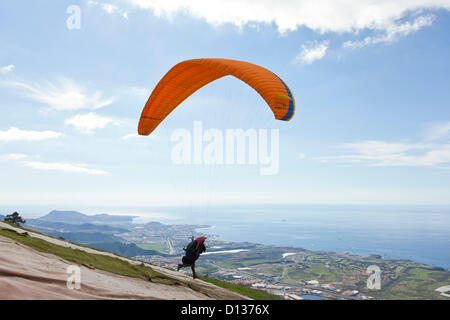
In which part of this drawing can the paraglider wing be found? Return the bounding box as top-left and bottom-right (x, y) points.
(138, 58), (295, 135)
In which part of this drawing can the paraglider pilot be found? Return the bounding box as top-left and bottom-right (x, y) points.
(177, 236), (207, 279)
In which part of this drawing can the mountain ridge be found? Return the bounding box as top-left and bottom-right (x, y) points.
(38, 210), (137, 225)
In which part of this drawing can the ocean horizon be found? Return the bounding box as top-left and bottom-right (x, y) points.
(7, 204), (450, 270)
(131, 204), (450, 270)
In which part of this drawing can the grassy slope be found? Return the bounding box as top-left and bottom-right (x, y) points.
(199, 277), (283, 300)
(0, 228), (177, 285)
(0, 225), (282, 300)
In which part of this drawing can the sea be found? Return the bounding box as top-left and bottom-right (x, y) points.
(8, 204), (450, 270)
(129, 204), (450, 270)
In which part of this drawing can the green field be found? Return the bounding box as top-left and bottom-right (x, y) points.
(136, 243), (167, 252)
(286, 264), (342, 282)
(359, 266), (450, 299)
(200, 277), (283, 300)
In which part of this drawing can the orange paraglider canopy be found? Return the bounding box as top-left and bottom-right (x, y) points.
(138, 58), (295, 135)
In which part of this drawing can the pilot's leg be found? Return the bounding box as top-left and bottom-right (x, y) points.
(191, 262), (197, 279)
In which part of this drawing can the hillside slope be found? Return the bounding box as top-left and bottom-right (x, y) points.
(0, 222), (249, 300)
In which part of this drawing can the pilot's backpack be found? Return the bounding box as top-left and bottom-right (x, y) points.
(184, 239), (197, 253)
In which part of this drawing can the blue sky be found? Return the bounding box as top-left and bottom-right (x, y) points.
(1, 0), (450, 212)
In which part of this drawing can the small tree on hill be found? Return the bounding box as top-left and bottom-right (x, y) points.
(4, 212), (26, 225)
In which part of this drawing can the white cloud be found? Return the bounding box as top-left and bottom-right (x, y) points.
(1, 77), (114, 111)
(340, 140), (423, 155)
(65, 112), (119, 134)
(424, 122), (450, 141)
(0, 153), (28, 160)
(0, 65), (15, 73)
(23, 161), (108, 175)
(126, 0), (450, 34)
(294, 40), (329, 65)
(317, 140), (450, 168)
(88, 1), (129, 19)
(343, 15), (435, 49)
(103, 3), (117, 14)
(0, 127), (62, 142)
(1, 152), (108, 175)
(121, 133), (139, 140)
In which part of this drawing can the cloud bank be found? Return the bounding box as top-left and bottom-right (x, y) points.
(124, 0), (449, 63)
(0, 65), (15, 73)
(342, 15), (435, 49)
(318, 123), (450, 168)
(0, 127), (62, 142)
(65, 112), (119, 134)
(1, 78), (114, 111)
(23, 161), (109, 175)
(294, 40), (329, 64)
(127, 0), (450, 34)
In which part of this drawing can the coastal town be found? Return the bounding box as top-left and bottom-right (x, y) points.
(128, 235), (449, 300)
(136, 251), (370, 300)
(23, 211), (450, 300)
